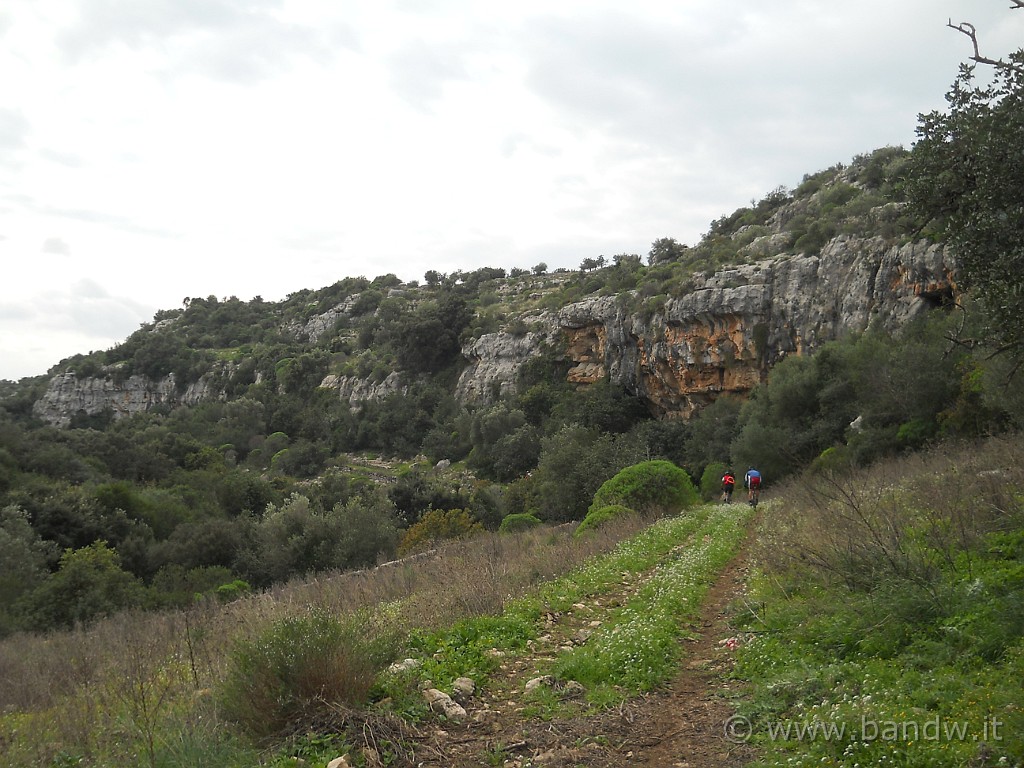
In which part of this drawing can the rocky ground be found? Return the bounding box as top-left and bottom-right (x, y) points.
(385, 524), (758, 768)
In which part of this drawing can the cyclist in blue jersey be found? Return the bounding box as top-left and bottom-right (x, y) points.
(744, 468), (762, 507)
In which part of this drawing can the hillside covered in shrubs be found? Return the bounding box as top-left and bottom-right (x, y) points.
(1, 139), (1023, 637)
(1, 26), (1024, 765)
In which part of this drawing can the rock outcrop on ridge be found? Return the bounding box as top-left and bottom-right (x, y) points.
(456, 237), (953, 417)
(32, 371), (224, 429)
(30, 235), (955, 426)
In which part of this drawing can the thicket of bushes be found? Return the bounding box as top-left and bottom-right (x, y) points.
(589, 460), (698, 516)
(1, 142), (1022, 635)
(0, 515), (652, 767)
(2, 304), (1020, 636)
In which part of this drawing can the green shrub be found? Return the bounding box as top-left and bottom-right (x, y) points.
(575, 504), (636, 537)
(214, 579), (251, 603)
(219, 607), (398, 738)
(699, 461), (728, 501)
(498, 512), (543, 533)
(397, 508), (482, 556)
(810, 445), (854, 474)
(588, 460), (699, 516)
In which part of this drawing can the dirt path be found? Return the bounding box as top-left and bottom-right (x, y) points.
(613, 546), (755, 767)
(403, 515), (757, 768)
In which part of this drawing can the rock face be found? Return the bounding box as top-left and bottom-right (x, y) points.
(455, 237), (955, 417)
(295, 293), (363, 343)
(320, 371), (406, 407)
(31, 235), (956, 426)
(32, 371), (222, 428)
(455, 331), (553, 403)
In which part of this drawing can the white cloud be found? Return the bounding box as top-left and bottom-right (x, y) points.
(0, 0), (1021, 380)
(0, 278), (157, 380)
(0, 108), (30, 166)
(41, 236), (70, 255)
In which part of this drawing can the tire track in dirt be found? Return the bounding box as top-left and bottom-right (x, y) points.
(407, 507), (757, 768)
(608, 533), (756, 767)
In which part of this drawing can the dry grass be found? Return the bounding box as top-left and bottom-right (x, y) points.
(755, 434), (1024, 600)
(0, 514), (648, 764)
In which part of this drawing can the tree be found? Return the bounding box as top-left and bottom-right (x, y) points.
(648, 237), (688, 265)
(905, 19), (1024, 367)
(0, 505), (57, 635)
(489, 425), (542, 482)
(682, 395), (741, 473)
(19, 541), (146, 631)
(241, 494), (334, 584)
(588, 460), (698, 516)
(531, 426), (643, 522)
(391, 292), (472, 374)
(532, 262), (548, 276)
(397, 508), (482, 555)
(216, 469), (278, 517)
(467, 404), (528, 477)
(333, 490), (399, 568)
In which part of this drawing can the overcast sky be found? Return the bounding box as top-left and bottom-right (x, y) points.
(1, 1), (1021, 381)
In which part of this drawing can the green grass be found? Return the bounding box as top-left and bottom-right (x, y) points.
(732, 475), (1024, 767)
(530, 505), (714, 613)
(544, 505), (750, 708)
(382, 504), (753, 721)
(377, 510), (721, 712)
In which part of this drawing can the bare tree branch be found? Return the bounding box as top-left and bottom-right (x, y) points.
(948, 17), (1024, 74)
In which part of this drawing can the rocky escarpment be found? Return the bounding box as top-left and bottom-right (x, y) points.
(456, 236), (955, 417)
(32, 371), (224, 428)
(455, 331), (553, 403)
(320, 371), (406, 407)
(31, 236), (955, 426)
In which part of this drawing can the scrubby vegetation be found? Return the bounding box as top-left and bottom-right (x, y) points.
(2, 24), (1024, 761)
(732, 436), (1024, 767)
(575, 503), (636, 537)
(1, 433), (1020, 766)
(0, 482), (692, 767)
(0, 143), (1020, 639)
(588, 459), (699, 516)
(497, 512), (543, 533)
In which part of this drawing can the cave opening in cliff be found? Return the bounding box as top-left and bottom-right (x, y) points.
(919, 286), (956, 310)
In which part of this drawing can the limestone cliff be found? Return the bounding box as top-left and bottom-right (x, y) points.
(32, 371), (223, 428)
(455, 236), (955, 417)
(320, 371), (406, 407)
(29, 219), (955, 427)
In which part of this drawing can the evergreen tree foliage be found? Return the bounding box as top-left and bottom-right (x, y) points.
(588, 460), (699, 516)
(905, 51), (1024, 363)
(18, 541), (146, 630)
(1, 133), (1023, 634)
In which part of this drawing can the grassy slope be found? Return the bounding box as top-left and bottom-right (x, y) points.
(0, 503), (753, 768)
(2, 435), (1022, 767)
(732, 435), (1024, 767)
